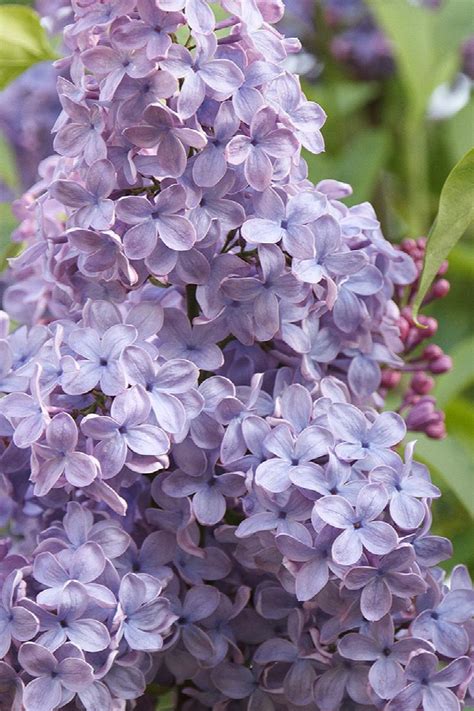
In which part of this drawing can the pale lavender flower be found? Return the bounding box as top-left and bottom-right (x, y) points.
(189, 376), (233, 449)
(275, 526), (338, 600)
(32, 543), (112, 607)
(18, 642), (94, 711)
(226, 106), (299, 191)
(236, 488), (312, 539)
(113, 2), (183, 60)
(40, 501), (130, 559)
(232, 59), (282, 124)
(0, 660), (24, 710)
(168, 585), (220, 660)
(124, 103), (207, 178)
(314, 483), (398, 565)
(221, 244), (306, 342)
(123, 346), (200, 434)
(292, 214), (366, 281)
(255, 422), (332, 493)
(328, 403), (406, 468)
(0, 571), (38, 658)
(192, 101), (240, 187)
(186, 175), (246, 238)
(81, 41), (154, 102)
(332, 266), (384, 333)
(370, 442), (441, 530)
(163, 461), (246, 526)
(386, 652), (471, 711)
(313, 653), (370, 710)
(158, 308), (224, 369)
(117, 573), (177, 652)
(0, 365), (49, 448)
(161, 36), (244, 119)
(62, 324), (136, 396)
(253, 611), (319, 706)
(24, 580), (110, 652)
(210, 661), (268, 705)
(0, 341), (28, 393)
(49, 160), (116, 230)
(338, 615), (432, 700)
(241, 188), (324, 257)
(266, 72), (326, 153)
(114, 530), (176, 583)
(215, 374), (273, 464)
(116, 185), (196, 260)
(343, 545), (426, 621)
(81, 385), (169, 478)
(115, 70), (178, 124)
(32, 413), (99, 496)
(53, 103), (107, 165)
(411, 588), (474, 658)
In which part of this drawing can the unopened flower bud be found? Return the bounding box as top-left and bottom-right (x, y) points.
(411, 372), (434, 395)
(430, 355), (453, 374)
(381, 370), (402, 389)
(423, 344), (443, 361)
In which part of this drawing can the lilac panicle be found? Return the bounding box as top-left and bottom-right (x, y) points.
(0, 0), (471, 709)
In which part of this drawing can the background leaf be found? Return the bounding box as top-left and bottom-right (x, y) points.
(434, 336), (474, 408)
(412, 147), (474, 317)
(305, 128), (390, 206)
(0, 4), (57, 89)
(0, 203), (19, 271)
(0, 135), (19, 191)
(414, 434), (474, 518)
(367, 0), (473, 120)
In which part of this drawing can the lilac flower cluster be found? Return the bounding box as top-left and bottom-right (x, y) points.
(0, 1), (472, 709)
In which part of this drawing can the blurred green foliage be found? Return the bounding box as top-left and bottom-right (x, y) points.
(0, 4), (57, 88)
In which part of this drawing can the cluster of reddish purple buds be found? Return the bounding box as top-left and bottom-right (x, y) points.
(382, 238), (452, 439)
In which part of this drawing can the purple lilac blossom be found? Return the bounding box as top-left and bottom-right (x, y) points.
(0, 0), (471, 709)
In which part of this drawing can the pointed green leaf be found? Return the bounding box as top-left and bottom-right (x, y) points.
(414, 434), (474, 518)
(412, 148), (474, 318)
(435, 337), (474, 408)
(0, 5), (58, 89)
(367, 0), (473, 119)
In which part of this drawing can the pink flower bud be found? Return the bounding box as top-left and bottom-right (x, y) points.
(411, 372), (434, 395)
(423, 344), (443, 361)
(381, 370), (401, 389)
(432, 278), (450, 299)
(430, 355), (453, 374)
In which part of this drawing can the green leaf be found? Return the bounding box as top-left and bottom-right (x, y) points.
(412, 148), (474, 318)
(367, 0), (436, 119)
(304, 128), (390, 205)
(446, 99), (474, 164)
(414, 435), (474, 518)
(0, 5), (58, 89)
(367, 0), (473, 120)
(0, 202), (19, 272)
(155, 691), (176, 710)
(446, 242), (474, 280)
(0, 135), (19, 191)
(434, 337), (474, 408)
(305, 81), (379, 119)
(445, 399), (474, 457)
